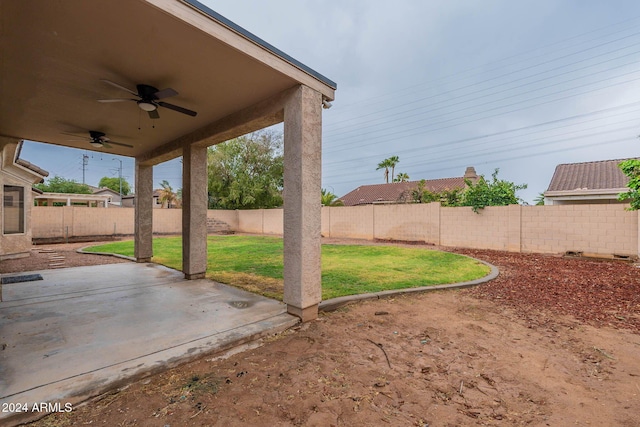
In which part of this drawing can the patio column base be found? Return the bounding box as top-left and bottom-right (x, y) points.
(287, 304), (318, 322)
(184, 272), (205, 280)
(136, 257), (151, 263)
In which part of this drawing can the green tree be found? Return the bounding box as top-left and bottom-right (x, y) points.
(617, 159), (640, 210)
(534, 192), (545, 206)
(376, 158), (392, 183)
(98, 176), (131, 196)
(394, 172), (410, 182)
(388, 155), (399, 182)
(321, 188), (344, 206)
(411, 180), (463, 206)
(34, 176), (92, 194)
(376, 156), (400, 183)
(207, 130), (284, 209)
(157, 180), (177, 208)
(461, 169), (527, 213)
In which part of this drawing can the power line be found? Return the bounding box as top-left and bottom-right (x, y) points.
(323, 72), (640, 152)
(322, 104), (640, 169)
(325, 43), (640, 139)
(329, 25), (639, 120)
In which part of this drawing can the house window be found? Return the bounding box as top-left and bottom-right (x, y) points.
(3, 185), (25, 234)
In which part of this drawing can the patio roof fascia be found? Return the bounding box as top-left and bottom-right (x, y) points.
(180, 0), (337, 91)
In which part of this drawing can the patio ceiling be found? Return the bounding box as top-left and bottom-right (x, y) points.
(0, 0), (335, 163)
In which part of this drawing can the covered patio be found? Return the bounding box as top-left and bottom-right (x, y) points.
(0, 262), (298, 425)
(0, 0), (336, 319)
(1, 0), (335, 424)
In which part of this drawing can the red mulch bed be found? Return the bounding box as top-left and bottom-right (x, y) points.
(453, 249), (640, 333)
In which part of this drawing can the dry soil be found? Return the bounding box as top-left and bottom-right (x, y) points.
(2, 240), (638, 427)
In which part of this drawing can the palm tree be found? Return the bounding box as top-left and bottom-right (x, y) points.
(321, 188), (344, 206)
(376, 158), (392, 183)
(158, 180), (177, 208)
(394, 172), (410, 182)
(388, 155), (400, 182)
(534, 192), (545, 206)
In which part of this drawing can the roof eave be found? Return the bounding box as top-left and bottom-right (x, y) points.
(544, 189), (627, 199)
(179, 0), (337, 92)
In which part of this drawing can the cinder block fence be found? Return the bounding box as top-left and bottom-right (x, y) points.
(31, 203), (639, 257)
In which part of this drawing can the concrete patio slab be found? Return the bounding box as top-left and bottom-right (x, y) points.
(0, 263), (298, 425)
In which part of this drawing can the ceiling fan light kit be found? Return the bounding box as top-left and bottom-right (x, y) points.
(137, 101), (157, 112)
(98, 79), (197, 118)
(61, 130), (134, 150)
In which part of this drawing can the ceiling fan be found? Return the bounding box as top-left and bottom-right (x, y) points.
(62, 130), (133, 149)
(98, 79), (198, 119)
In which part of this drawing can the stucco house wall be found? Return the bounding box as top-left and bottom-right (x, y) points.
(0, 141), (47, 260)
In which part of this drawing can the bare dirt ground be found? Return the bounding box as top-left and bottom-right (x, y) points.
(0, 241), (129, 274)
(4, 240), (640, 426)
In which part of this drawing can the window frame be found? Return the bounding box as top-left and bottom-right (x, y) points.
(3, 185), (25, 235)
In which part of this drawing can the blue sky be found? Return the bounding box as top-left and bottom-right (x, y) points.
(21, 0), (640, 203)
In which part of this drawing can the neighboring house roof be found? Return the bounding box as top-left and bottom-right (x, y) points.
(340, 167), (478, 206)
(544, 158), (638, 204)
(93, 187), (122, 197)
(546, 158), (636, 192)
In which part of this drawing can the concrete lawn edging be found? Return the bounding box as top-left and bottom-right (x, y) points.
(77, 246), (137, 261)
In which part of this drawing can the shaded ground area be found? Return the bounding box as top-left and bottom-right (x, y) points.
(5, 240), (640, 426)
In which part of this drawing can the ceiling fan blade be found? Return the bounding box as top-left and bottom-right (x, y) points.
(158, 101), (197, 117)
(98, 98), (136, 103)
(154, 88), (179, 100)
(148, 109), (160, 119)
(101, 79), (139, 97)
(108, 141), (134, 148)
(61, 131), (86, 138)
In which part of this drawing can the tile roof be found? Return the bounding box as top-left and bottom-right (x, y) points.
(546, 158), (638, 192)
(340, 177), (466, 206)
(14, 141), (48, 179)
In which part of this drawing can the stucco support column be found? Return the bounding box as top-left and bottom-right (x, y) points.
(134, 161), (153, 262)
(182, 144), (208, 279)
(283, 85), (322, 322)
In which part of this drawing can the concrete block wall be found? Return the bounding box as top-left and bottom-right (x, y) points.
(153, 209), (182, 234)
(440, 206), (510, 250)
(31, 204), (640, 257)
(325, 205), (374, 239)
(206, 210), (239, 231)
(521, 204), (638, 255)
(32, 207), (179, 238)
(237, 209), (264, 234)
(74, 207), (135, 236)
(373, 203), (438, 242)
(263, 208), (283, 235)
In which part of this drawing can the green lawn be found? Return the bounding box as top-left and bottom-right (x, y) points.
(85, 235), (490, 300)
